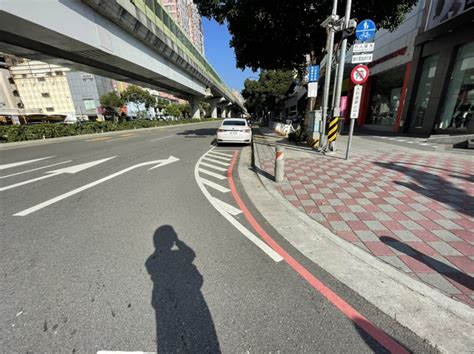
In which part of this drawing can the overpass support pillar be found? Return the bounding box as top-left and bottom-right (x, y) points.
(220, 106), (227, 118)
(209, 98), (219, 119)
(191, 97), (201, 120)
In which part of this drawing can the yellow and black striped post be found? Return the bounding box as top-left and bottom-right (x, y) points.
(327, 117), (339, 143)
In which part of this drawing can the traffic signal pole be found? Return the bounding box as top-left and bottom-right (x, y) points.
(332, 0), (353, 152)
(320, 0), (338, 148)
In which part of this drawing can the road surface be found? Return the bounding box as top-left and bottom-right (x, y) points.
(0, 122), (435, 352)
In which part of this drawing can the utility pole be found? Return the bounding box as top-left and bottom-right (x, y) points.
(320, 0), (338, 148)
(331, 0), (354, 152)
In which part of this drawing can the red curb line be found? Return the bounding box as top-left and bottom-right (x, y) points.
(227, 150), (409, 354)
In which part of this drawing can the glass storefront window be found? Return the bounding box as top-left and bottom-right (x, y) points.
(438, 42), (474, 130)
(411, 54), (439, 128)
(367, 66), (405, 127)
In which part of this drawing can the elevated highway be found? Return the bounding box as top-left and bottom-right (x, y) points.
(0, 0), (245, 117)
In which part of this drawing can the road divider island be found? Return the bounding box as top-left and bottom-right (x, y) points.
(0, 119), (221, 143)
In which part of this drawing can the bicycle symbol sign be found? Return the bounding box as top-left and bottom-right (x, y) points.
(351, 64), (370, 85)
(356, 19), (376, 42)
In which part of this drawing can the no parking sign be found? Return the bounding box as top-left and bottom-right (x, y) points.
(351, 64), (370, 85)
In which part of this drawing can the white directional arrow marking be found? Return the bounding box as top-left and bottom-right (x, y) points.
(0, 156), (55, 170)
(14, 156), (180, 216)
(0, 157), (116, 192)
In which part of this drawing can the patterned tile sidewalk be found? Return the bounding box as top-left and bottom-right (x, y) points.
(254, 130), (474, 307)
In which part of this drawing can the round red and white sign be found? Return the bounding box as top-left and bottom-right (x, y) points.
(351, 64), (370, 85)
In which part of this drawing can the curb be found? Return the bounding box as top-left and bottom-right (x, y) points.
(238, 132), (474, 353)
(0, 120), (220, 150)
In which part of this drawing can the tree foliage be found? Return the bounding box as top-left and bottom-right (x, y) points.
(242, 70), (294, 117)
(100, 91), (123, 109)
(120, 85), (155, 109)
(164, 103), (182, 117)
(155, 98), (170, 111)
(194, 0), (418, 71)
(179, 103), (192, 118)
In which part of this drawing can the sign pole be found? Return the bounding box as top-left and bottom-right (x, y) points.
(346, 84), (363, 160)
(345, 117), (355, 160)
(333, 0), (352, 120)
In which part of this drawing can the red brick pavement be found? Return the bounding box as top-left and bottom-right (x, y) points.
(259, 145), (474, 307)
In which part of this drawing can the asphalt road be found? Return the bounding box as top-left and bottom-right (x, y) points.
(0, 122), (435, 353)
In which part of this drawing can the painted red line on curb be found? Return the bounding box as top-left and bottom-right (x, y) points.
(227, 150), (408, 354)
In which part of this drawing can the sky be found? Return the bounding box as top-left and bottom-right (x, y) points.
(202, 18), (257, 91)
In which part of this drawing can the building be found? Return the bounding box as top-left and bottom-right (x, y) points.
(400, 0), (474, 135)
(186, 0), (205, 55)
(161, 0), (204, 54)
(343, 0), (474, 136)
(66, 71), (114, 117)
(343, 1), (425, 133)
(0, 54), (22, 114)
(9, 59), (75, 116)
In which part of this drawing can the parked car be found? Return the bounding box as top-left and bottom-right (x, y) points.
(216, 118), (252, 145)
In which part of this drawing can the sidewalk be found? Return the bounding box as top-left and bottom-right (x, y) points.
(253, 127), (474, 307)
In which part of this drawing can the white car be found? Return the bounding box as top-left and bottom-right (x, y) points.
(216, 118), (252, 145)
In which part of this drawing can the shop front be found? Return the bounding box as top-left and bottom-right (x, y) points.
(345, 47), (413, 133)
(401, 2), (474, 135)
(365, 65), (406, 130)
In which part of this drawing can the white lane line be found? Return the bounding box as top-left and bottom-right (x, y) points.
(200, 161), (227, 172)
(199, 168), (226, 180)
(213, 197), (242, 216)
(195, 149), (282, 262)
(0, 160), (72, 179)
(0, 156), (55, 170)
(208, 150), (234, 158)
(13, 156), (179, 216)
(206, 152), (232, 161)
(150, 135), (174, 142)
(1, 157), (116, 192)
(201, 178), (230, 193)
(202, 157), (230, 167)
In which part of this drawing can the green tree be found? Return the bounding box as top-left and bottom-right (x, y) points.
(153, 98), (170, 118)
(120, 85), (155, 118)
(100, 91), (122, 108)
(200, 101), (211, 117)
(242, 70), (294, 119)
(100, 91), (123, 122)
(178, 103), (192, 118)
(194, 0), (417, 71)
(155, 98), (170, 111)
(164, 103), (182, 118)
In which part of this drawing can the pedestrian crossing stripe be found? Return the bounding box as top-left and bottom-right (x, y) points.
(328, 117), (339, 142)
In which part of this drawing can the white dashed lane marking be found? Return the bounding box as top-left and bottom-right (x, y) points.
(200, 161), (228, 172)
(207, 152), (232, 161)
(201, 177), (230, 193)
(202, 157), (230, 167)
(208, 150), (233, 157)
(194, 147), (283, 262)
(198, 168), (227, 180)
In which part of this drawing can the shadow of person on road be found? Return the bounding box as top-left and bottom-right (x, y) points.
(145, 225), (220, 352)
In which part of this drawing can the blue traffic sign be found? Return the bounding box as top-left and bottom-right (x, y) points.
(308, 65), (320, 82)
(356, 19), (376, 42)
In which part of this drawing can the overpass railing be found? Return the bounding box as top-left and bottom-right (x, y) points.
(132, 0), (234, 102)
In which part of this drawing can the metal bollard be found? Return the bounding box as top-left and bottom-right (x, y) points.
(274, 145), (285, 183)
